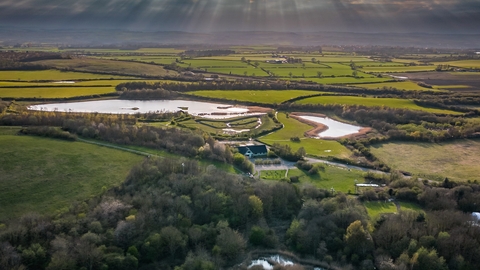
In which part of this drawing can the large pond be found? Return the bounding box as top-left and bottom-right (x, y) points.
(28, 99), (250, 119)
(298, 115), (361, 138)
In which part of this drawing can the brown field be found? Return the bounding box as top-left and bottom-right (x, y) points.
(394, 72), (480, 91)
(370, 139), (480, 181)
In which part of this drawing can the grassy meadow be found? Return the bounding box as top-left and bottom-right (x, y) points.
(0, 79), (184, 88)
(187, 90), (323, 104)
(34, 58), (177, 77)
(364, 201), (397, 219)
(259, 113), (352, 158)
(295, 95), (461, 114)
(260, 170), (287, 180)
(179, 114), (276, 136)
(360, 66), (436, 73)
(370, 139), (480, 182)
(433, 60), (480, 69)
(287, 166), (365, 193)
(0, 86), (116, 98)
(0, 70), (132, 81)
(0, 135), (143, 220)
(290, 76), (390, 84)
(353, 81), (435, 91)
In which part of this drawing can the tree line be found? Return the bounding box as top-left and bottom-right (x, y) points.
(0, 110), (233, 164)
(1, 157), (479, 269)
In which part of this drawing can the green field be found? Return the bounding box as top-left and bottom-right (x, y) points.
(265, 63), (358, 78)
(208, 67), (269, 76)
(0, 86), (116, 98)
(180, 59), (247, 68)
(355, 61), (407, 67)
(353, 81), (435, 91)
(0, 135), (143, 220)
(93, 55), (178, 64)
(34, 58), (177, 77)
(370, 139), (480, 181)
(290, 76), (390, 84)
(364, 201), (397, 218)
(0, 70), (132, 81)
(0, 79), (186, 87)
(287, 166), (365, 193)
(203, 54), (275, 61)
(76, 138), (237, 174)
(187, 90), (323, 104)
(398, 202), (423, 212)
(259, 113), (352, 158)
(180, 114), (277, 136)
(296, 96), (461, 114)
(3, 47), (185, 54)
(293, 55), (372, 62)
(360, 66), (436, 73)
(260, 170), (287, 180)
(434, 60), (480, 69)
(63, 47), (184, 54)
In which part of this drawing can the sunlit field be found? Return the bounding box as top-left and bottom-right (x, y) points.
(296, 96), (461, 114)
(187, 90), (324, 104)
(0, 86), (116, 98)
(0, 70), (132, 81)
(259, 113), (352, 158)
(0, 134), (143, 220)
(370, 139), (480, 182)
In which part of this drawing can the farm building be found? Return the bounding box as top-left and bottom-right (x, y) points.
(237, 145), (268, 158)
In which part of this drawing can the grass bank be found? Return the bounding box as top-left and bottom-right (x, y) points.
(0, 135), (143, 220)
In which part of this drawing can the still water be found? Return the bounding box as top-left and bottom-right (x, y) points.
(29, 99), (249, 118)
(298, 115), (361, 138)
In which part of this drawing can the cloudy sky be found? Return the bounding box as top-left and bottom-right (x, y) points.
(1, 0), (479, 33)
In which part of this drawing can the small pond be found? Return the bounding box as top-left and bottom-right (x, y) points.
(298, 115), (361, 138)
(247, 254), (324, 270)
(28, 99), (250, 118)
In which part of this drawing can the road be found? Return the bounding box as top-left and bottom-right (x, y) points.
(78, 137), (388, 178)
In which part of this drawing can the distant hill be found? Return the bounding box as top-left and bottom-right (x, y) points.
(0, 28), (479, 49)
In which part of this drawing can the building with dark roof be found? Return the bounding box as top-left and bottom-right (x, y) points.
(237, 145), (268, 158)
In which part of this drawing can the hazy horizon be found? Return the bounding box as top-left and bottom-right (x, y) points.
(1, 0), (480, 34)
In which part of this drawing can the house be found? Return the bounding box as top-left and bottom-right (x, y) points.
(237, 145), (268, 158)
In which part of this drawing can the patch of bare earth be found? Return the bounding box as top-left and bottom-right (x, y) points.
(394, 72), (480, 91)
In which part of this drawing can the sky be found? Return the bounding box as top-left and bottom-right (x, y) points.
(0, 0), (479, 34)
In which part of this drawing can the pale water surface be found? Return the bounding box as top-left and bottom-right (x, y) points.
(29, 99), (250, 118)
(298, 115), (361, 138)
